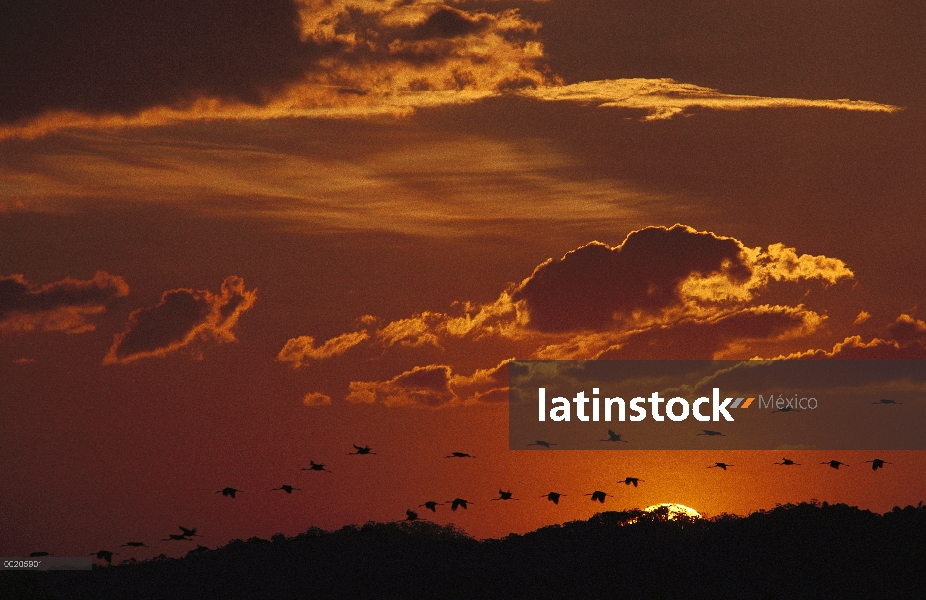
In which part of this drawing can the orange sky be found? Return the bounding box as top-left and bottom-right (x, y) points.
(1, 0), (925, 559)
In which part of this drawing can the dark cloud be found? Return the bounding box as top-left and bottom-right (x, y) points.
(0, 0), (314, 123)
(0, 271), (128, 333)
(512, 225), (750, 332)
(347, 364), (456, 407)
(104, 276), (255, 364)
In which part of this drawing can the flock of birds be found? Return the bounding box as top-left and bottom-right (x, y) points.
(30, 406), (903, 564)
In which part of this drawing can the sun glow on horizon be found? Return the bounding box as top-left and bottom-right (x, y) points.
(642, 503), (702, 520)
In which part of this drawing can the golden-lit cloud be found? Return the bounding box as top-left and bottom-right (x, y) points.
(104, 276), (256, 365)
(0, 271), (129, 334)
(278, 331), (370, 366)
(782, 314), (926, 360)
(287, 225), (857, 406)
(522, 79), (902, 120)
(302, 391), (333, 406)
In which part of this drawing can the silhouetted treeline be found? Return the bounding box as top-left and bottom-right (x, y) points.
(5, 502), (926, 600)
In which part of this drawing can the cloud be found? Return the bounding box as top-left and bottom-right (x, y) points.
(0, 271), (129, 334)
(785, 314), (926, 360)
(521, 79), (902, 121)
(853, 311), (872, 325)
(511, 224), (852, 333)
(303, 392), (333, 407)
(278, 331), (370, 367)
(104, 276), (256, 365)
(12, 357), (37, 365)
(284, 225), (857, 406)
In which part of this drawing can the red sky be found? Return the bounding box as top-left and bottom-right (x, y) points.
(1, 0), (925, 559)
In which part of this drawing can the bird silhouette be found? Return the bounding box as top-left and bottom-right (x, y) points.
(866, 458), (891, 471)
(774, 458), (800, 466)
(771, 407), (796, 413)
(697, 430), (725, 437)
(822, 460), (848, 469)
(29, 552), (49, 557)
(621, 477), (644, 487)
(177, 526), (199, 538)
(492, 490), (518, 501)
(448, 498), (471, 511)
(708, 462), (733, 470)
(272, 485), (301, 494)
(216, 487), (242, 498)
(873, 399), (902, 404)
(528, 440), (557, 448)
(302, 461), (332, 473)
(585, 491), (609, 503)
(349, 444), (376, 455)
(162, 534), (193, 542)
(600, 429), (629, 443)
(120, 542), (148, 548)
(418, 501), (445, 512)
(405, 509), (419, 521)
(446, 452), (475, 458)
(90, 550), (117, 564)
(542, 492), (566, 504)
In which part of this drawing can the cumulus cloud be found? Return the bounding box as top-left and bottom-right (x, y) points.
(284, 225), (857, 406)
(791, 314), (926, 360)
(0, 271), (129, 334)
(278, 331), (369, 367)
(303, 391), (333, 407)
(522, 79), (902, 120)
(104, 276), (256, 365)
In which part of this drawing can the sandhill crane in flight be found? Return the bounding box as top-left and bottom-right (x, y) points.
(446, 452), (475, 458)
(405, 509), (419, 521)
(708, 462), (733, 470)
(178, 526), (199, 538)
(349, 444), (376, 455)
(162, 534), (193, 542)
(272, 485), (301, 494)
(419, 501), (445, 512)
(601, 429), (629, 443)
(448, 498), (472, 511)
(528, 440), (557, 448)
(542, 492), (566, 504)
(217, 487), (242, 498)
(621, 477), (644, 487)
(774, 458), (800, 466)
(697, 430), (725, 437)
(873, 399), (902, 404)
(90, 550), (117, 564)
(866, 458), (891, 471)
(822, 460), (848, 469)
(121, 542), (148, 548)
(302, 461), (332, 473)
(585, 491), (609, 503)
(492, 490), (518, 501)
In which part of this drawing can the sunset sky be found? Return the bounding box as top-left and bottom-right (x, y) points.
(2, 0), (925, 559)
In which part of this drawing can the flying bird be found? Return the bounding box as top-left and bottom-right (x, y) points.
(178, 526), (199, 538)
(90, 550), (117, 564)
(349, 444), (376, 455)
(216, 487), (242, 498)
(585, 491), (609, 503)
(492, 490), (518, 501)
(162, 534), (193, 542)
(120, 542), (148, 548)
(302, 461), (332, 473)
(708, 462), (733, 470)
(774, 458), (800, 466)
(697, 430), (725, 437)
(29, 552), (49, 557)
(419, 501), (445, 512)
(600, 429), (629, 443)
(272, 485), (301, 494)
(866, 458), (891, 471)
(873, 399), (902, 404)
(771, 407), (796, 413)
(528, 440), (557, 448)
(542, 492), (565, 504)
(822, 460), (848, 469)
(620, 477), (644, 487)
(405, 509), (419, 521)
(446, 452), (475, 458)
(448, 498), (471, 511)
